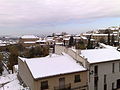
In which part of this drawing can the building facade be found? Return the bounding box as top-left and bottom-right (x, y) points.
(18, 53), (88, 90)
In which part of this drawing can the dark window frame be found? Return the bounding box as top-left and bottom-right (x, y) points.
(112, 82), (114, 90)
(74, 75), (81, 83)
(41, 81), (48, 90)
(104, 75), (106, 84)
(94, 65), (98, 75)
(112, 63), (115, 73)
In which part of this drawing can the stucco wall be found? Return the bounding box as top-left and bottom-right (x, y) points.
(18, 58), (35, 90)
(35, 71), (88, 90)
(89, 60), (120, 90)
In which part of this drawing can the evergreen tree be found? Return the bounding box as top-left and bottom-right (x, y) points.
(105, 29), (111, 45)
(69, 36), (74, 47)
(0, 54), (3, 75)
(99, 38), (106, 43)
(108, 31), (110, 45)
(111, 34), (115, 46)
(29, 47), (35, 58)
(8, 45), (19, 73)
(75, 41), (86, 49)
(87, 35), (93, 49)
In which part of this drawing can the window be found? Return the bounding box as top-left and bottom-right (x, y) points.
(104, 84), (107, 90)
(94, 65), (98, 75)
(112, 82), (114, 90)
(104, 75), (106, 84)
(117, 79), (120, 88)
(75, 75), (81, 83)
(94, 77), (98, 90)
(41, 81), (48, 90)
(112, 63), (115, 73)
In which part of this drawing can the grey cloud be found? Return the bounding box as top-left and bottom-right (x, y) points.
(0, 0), (120, 27)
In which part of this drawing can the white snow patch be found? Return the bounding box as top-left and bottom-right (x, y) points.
(0, 74), (28, 90)
(21, 35), (39, 39)
(20, 53), (86, 79)
(81, 49), (120, 64)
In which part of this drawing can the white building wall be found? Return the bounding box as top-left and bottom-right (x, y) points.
(55, 45), (88, 68)
(89, 60), (120, 90)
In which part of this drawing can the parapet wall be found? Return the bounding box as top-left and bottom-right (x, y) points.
(55, 45), (89, 68)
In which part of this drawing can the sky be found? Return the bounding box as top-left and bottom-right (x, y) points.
(0, 0), (120, 36)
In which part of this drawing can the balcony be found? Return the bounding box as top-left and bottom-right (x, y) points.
(54, 83), (71, 90)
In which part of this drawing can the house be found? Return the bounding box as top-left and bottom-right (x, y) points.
(63, 37), (70, 46)
(80, 49), (120, 90)
(19, 35), (39, 47)
(55, 45), (120, 90)
(82, 33), (117, 43)
(18, 53), (88, 90)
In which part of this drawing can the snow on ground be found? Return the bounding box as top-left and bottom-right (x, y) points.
(0, 73), (28, 90)
(2, 67), (9, 76)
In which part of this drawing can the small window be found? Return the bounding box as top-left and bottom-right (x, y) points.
(94, 65), (98, 75)
(104, 84), (107, 90)
(75, 75), (81, 83)
(104, 75), (106, 84)
(41, 81), (48, 90)
(112, 63), (115, 73)
(112, 82), (114, 90)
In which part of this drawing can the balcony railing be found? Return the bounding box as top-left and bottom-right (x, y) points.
(54, 83), (71, 90)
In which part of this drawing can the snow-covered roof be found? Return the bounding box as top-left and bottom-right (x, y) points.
(24, 41), (36, 44)
(81, 36), (87, 40)
(19, 53), (86, 79)
(81, 49), (120, 64)
(55, 42), (63, 45)
(63, 37), (70, 40)
(46, 37), (54, 41)
(99, 43), (117, 49)
(21, 35), (39, 39)
(36, 39), (47, 43)
(83, 33), (117, 36)
(73, 37), (81, 39)
(0, 43), (6, 46)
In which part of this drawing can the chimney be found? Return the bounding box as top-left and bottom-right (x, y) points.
(49, 48), (53, 57)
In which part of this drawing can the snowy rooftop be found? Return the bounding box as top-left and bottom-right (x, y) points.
(19, 53), (86, 79)
(99, 43), (117, 49)
(81, 49), (120, 64)
(81, 36), (87, 40)
(24, 41), (36, 44)
(63, 37), (70, 40)
(83, 33), (117, 36)
(55, 42), (63, 45)
(73, 37), (81, 39)
(21, 35), (39, 39)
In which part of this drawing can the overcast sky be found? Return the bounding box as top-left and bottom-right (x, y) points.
(0, 0), (120, 36)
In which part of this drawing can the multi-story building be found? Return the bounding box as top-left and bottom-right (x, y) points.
(80, 49), (120, 90)
(55, 45), (120, 90)
(19, 35), (39, 47)
(18, 53), (88, 90)
(82, 33), (118, 43)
